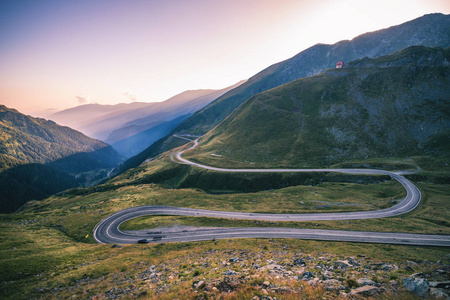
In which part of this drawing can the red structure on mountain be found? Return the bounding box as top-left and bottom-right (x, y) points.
(336, 61), (345, 68)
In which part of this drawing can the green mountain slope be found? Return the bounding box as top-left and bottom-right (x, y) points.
(0, 105), (121, 172)
(0, 105), (122, 172)
(185, 46), (450, 168)
(112, 14), (450, 178)
(174, 13), (450, 136)
(0, 105), (123, 212)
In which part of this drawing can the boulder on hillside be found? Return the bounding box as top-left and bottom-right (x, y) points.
(403, 277), (430, 298)
(430, 288), (450, 300)
(351, 285), (380, 296)
(357, 277), (377, 287)
(334, 260), (352, 269)
(293, 258), (307, 266)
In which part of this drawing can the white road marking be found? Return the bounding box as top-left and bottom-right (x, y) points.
(94, 138), (449, 246)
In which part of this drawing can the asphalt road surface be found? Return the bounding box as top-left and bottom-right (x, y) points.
(94, 138), (450, 246)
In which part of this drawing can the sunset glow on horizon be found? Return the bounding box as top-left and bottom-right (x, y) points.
(1, 0), (449, 116)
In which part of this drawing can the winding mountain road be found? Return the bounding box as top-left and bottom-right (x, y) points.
(94, 138), (450, 246)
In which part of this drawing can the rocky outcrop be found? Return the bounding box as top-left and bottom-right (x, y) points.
(351, 285), (380, 296)
(403, 277), (430, 297)
(32, 248), (449, 299)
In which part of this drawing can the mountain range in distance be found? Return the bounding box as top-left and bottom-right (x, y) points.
(50, 80), (245, 157)
(0, 80), (245, 213)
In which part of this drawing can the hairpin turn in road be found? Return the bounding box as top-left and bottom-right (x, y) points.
(94, 138), (450, 246)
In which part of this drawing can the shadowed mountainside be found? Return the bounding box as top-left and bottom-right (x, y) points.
(105, 82), (244, 157)
(110, 115), (190, 158)
(0, 105), (123, 213)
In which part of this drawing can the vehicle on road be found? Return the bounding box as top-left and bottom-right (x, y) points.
(92, 139), (450, 247)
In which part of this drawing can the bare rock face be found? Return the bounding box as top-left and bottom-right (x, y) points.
(403, 277), (430, 298)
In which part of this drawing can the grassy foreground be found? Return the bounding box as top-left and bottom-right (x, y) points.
(1, 222), (449, 299)
(1, 150), (449, 299)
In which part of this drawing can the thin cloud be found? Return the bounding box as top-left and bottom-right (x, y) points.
(76, 95), (90, 105)
(124, 91), (138, 102)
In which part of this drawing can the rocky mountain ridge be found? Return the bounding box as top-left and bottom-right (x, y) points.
(173, 13), (450, 136)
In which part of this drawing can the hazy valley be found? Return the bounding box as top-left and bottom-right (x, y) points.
(50, 81), (244, 158)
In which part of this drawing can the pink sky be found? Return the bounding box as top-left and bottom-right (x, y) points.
(1, 0), (449, 116)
